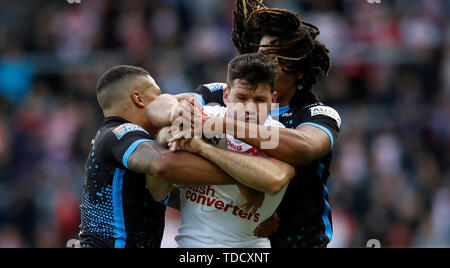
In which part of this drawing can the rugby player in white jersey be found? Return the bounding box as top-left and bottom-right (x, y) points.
(150, 53), (297, 248)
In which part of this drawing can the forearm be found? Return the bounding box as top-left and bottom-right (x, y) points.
(152, 150), (237, 186)
(198, 142), (295, 195)
(145, 174), (173, 202)
(167, 188), (181, 211)
(222, 118), (321, 166)
(128, 142), (237, 186)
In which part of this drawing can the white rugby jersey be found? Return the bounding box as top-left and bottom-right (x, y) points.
(176, 105), (288, 248)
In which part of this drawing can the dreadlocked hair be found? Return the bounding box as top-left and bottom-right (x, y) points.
(232, 0), (331, 92)
(231, 0), (266, 54)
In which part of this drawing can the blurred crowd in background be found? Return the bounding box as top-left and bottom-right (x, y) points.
(0, 0), (448, 248)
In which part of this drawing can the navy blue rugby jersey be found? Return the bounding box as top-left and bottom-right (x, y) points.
(193, 83), (342, 248)
(79, 117), (166, 248)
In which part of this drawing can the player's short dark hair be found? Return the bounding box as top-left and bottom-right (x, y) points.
(227, 53), (277, 92)
(97, 65), (150, 95)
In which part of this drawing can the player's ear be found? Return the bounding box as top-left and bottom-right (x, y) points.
(271, 91), (278, 111)
(223, 87), (230, 104)
(272, 91), (278, 104)
(131, 91), (146, 109)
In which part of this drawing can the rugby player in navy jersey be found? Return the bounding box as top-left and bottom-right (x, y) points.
(79, 65), (270, 248)
(181, 0), (342, 248)
(148, 53), (297, 248)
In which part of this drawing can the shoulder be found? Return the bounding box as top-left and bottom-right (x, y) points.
(303, 104), (342, 130)
(110, 123), (150, 141)
(202, 82), (227, 92)
(194, 82), (227, 107)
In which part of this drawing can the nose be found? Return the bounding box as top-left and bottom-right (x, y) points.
(245, 102), (257, 115)
(244, 103), (258, 122)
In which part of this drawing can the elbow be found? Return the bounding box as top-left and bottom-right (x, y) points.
(267, 184), (283, 196)
(266, 166), (295, 195)
(293, 144), (316, 166)
(148, 188), (163, 202)
(148, 184), (171, 202)
(150, 152), (171, 178)
(266, 174), (289, 196)
(151, 191), (169, 202)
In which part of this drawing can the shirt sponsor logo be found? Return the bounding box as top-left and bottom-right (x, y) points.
(227, 140), (243, 151)
(310, 106), (342, 129)
(204, 83), (227, 92)
(184, 186), (261, 223)
(227, 139), (264, 156)
(112, 123), (149, 140)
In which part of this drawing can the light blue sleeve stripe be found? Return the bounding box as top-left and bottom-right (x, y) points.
(113, 168), (126, 248)
(122, 139), (155, 169)
(297, 122), (334, 152)
(185, 93), (205, 106)
(322, 186), (333, 242)
(161, 194), (170, 206)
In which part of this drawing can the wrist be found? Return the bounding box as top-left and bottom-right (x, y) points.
(197, 140), (213, 157)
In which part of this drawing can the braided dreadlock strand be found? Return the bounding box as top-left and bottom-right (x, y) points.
(232, 3), (331, 92)
(231, 0), (267, 54)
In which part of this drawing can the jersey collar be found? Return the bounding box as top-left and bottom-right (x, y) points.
(270, 105), (291, 117)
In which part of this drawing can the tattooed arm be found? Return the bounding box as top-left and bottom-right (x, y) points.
(126, 141), (237, 188)
(126, 141), (263, 212)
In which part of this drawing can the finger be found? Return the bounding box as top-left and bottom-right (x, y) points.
(169, 142), (177, 152)
(174, 127), (193, 140)
(251, 206), (258, 215)
(181, 139), (192, 148)
(173, 116), (194, 135)
(184, 96), (195, 105)
(170, 119), (183, 134)
(253, 226), (268, 238)
(179, 101), (195, 117)
(170, 124), (179, 134)
(240, 202), (252, 212)
(255, 201), (263, 214)
(180, 100), (195, 110)
(169, 132), (184, 143)
(173, 140), (182, 152)
(170, 129), (186, 142)
(246, 204), (254, 213)
(180, 106), (196, 124)
(185, 96), (202, 111)
(239, 200), (248, 209)
(258, 231), (270, 238)
(254, 230), (266, 238)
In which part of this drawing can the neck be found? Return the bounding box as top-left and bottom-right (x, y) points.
(277, 87), (297, 107)
(105, 109), (151, 134)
